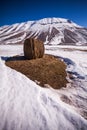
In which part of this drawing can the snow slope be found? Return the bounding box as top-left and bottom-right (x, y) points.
(0, 45), (87, 130)
(0, 17), (87, 45)
(46, 45), (87, 119)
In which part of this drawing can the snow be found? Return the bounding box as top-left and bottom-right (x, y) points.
(36, 17), (68, 24)
(45, 45), (87, 120)
(0, 45), (23, 56)
(0, 45), (87, 130)
(49, 34), (64, 45)
(29, 17), (79, 33)
(35, 17), (80, 28)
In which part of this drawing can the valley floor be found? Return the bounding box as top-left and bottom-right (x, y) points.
(0, 45), (87, 130)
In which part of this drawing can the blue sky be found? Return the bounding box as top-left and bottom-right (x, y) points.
(0, 0), (87, 27)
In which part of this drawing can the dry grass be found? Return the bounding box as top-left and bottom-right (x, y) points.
(5, 54), (67, 89)
(62, 48), (87, 52)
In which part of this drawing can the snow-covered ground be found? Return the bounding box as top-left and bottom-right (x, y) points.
(0, 45), (87, 130)
(45, 45), (87, 119)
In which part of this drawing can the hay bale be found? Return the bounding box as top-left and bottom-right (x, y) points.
(24, 38), (44, 59)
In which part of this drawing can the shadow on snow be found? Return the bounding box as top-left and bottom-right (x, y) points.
(55, 56), (85, 80)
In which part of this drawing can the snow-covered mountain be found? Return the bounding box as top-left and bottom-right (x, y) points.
(0, 17), (87, 45)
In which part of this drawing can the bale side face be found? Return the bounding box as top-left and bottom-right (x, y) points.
(24, 38), (44, 59)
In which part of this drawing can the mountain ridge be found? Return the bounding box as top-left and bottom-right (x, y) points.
(0, 17), (87, 45)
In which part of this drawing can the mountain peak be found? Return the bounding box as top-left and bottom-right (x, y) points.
(35, 17), (72, 25)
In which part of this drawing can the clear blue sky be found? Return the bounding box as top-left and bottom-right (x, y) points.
(0, 0), (87, 27)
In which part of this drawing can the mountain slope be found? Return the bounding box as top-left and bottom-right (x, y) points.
(0, 17), (87, 45)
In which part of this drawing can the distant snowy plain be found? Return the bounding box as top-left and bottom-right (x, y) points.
(0, 44), (87, 130)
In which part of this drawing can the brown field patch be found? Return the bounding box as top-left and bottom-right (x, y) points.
(5, 54), (67, 89)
